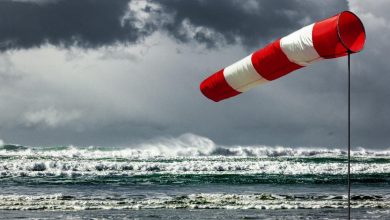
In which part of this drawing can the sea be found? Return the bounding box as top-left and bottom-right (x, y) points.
(1, 134), (389, 219)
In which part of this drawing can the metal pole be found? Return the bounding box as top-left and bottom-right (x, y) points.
(348, 51), (351, 220)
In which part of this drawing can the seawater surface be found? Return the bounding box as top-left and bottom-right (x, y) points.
(1, 134), (389, 219)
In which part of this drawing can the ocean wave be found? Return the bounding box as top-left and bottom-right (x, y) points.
(1, 134), (390, 159)
(1, 158), (390, 178)
(0, 193), (388, 210)
(1, 134), (389, 184)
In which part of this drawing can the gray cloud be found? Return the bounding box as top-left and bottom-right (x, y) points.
(156, 0), (348, 48)
(0, 0), (348, 51)
(0, 0), (157, 50)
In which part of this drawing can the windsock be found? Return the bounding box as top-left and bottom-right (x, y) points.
(200, 11), (365, 102)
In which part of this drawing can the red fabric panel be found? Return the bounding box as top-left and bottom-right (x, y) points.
(200, 69), (241, 102)
(312, 14), (347, 58)
(251, 40), (303, 81)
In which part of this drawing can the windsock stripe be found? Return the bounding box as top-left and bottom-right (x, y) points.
(251, 39), (303, 81)
(200, 69), (240, 102)
(312, 14), (345, 58)
(223, 54), (268, 93)
(280, 24), (322, 66)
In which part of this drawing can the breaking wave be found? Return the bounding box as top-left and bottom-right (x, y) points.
(1, 133), (390, 159)
(1, 134), (389, 184)
(0, 193), (388, 210)
(1, 157), (390, 177)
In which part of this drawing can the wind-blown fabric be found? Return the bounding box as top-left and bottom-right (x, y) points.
(200, 11), (365, 102)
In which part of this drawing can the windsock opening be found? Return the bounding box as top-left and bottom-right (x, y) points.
(337, 11), (366, 53)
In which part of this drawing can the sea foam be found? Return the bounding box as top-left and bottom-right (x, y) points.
(0, 193), (388, 210)
(1, 134), (389, 179)
(1, 133), (389, 159)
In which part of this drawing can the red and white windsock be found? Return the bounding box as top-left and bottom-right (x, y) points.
(200, 11), (366, 102)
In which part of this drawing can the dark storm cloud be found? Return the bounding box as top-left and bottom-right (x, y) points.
(0, 0), (348, 50)
(0, 0), (158, 50)
(1, 0), (389, 149)
(156, 0), (348, 48)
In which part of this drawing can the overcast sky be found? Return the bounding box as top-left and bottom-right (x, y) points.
(0, 0), (388, 148)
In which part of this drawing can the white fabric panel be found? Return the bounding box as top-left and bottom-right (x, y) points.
(223, 54), (268, 92)
(280, 24), (321, 66)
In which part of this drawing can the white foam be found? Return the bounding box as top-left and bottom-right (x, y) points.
(1, 156), (389, 177)
(0, 193), (388, 210)
(1, 134), (389, 159)
(1, 134), (389, 177)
